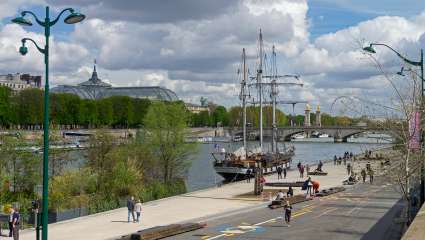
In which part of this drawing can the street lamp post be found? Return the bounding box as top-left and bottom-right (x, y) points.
(11, 6), (85, 240)
(363, 43), (425, 205)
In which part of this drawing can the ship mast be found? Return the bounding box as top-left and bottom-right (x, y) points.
(271, 45), (278, 153)
(257, 29), (264, 151)
(240, 48), (248, 158)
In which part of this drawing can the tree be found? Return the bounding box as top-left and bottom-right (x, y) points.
(212, 106), (229, 127)
(0, 86), (12, 127)
(143, 102), (196, 183)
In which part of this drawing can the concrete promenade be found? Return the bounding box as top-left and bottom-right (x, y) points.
(20, 160), (373, 240)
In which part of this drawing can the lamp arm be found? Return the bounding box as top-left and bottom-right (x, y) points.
(21, 11), (45, 26)
(22, 38), (46, 54)
(371, 43), (422, 66)
(49, 8), (74, 26)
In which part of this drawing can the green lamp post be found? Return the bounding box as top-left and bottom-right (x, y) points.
(363, 43), (424, 205)
(11, 6), (85, 240)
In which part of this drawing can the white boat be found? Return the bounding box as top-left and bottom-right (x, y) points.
(291, 133), (305, 139)
(318, 133), (329, 138)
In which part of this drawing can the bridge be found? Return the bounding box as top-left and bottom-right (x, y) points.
(230, 126), (392, 143)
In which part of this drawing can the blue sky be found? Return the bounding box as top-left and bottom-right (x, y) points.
(308, 0), (425, 38)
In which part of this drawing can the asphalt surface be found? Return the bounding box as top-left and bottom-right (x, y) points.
(167, 178), (405, 240)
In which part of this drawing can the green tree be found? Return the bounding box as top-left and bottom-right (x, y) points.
(0, 86), (12, 127)
(212, 106), (229, 127)
(143, 102), (196, 183)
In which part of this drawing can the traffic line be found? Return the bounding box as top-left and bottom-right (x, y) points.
(204, 204), (318, 240)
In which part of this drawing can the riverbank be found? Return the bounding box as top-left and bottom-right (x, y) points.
(19, 150), (391, 240)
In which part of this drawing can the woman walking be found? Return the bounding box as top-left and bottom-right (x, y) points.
(135, 199), (142, 223)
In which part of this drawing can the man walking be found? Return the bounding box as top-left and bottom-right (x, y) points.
(361, 169), (366, 183)
(347, 163), (351, 175)
(283, 167), (287, 179)
(246, 168), (252, 183)
(8, 208), (14, 237)
(300, 165), (305, 178)
(277, 166), (283, 180)
(283, 200), (293, 227)
(369, 169), (374, 184)
(127, 196), (136, 223)
(12, 207), (20, 240)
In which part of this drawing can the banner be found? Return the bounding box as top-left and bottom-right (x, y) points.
(409, 111), (421, 150)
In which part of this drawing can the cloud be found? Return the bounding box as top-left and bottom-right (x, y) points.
(3, 0), (425, 113)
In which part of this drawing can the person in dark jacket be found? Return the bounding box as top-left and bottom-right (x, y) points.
(12, 207), (20, 240)
(287, 186), (294, 197)
(277, 166), (283, 180)
(127, 196), (136, 223)
(283, 200), (293, 227)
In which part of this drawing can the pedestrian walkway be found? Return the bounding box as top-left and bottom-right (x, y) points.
(20, 162), (356, 240)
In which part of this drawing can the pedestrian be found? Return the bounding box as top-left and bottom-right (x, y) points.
(318, 161), (323, 172)
(246, 168), (252, 183)
(287, 186), (294, 197)
(300, 165), (305, 178)
(8, 207), (14, 237)
(135, 199), (142, 223)
(312, 181), (320, 195)
(283, 167), (287, 179)
(366, 162), (371, 172)
(361, 168), (366, 183)
(277, 166), (283, 180)
(338, 157), (342, 165)
(127, 196), (136, 223)
(350, 152), (353, 159)
(12, 207), (20, 240)
(306, 177), (313, 196)
(276, 190), (284, 200)
(283, 200), (293, 227)
(334, 155), (337, 165)
(347, 163), (351, 175)
(369, 169), (374, 184)
(306, 164), (310, 176)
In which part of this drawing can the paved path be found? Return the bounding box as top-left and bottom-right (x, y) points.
(20, 161), (373, 240)
(169, 177), (404, 240)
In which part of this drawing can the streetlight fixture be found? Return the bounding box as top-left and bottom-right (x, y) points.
(11, 6), (85, 240)
(363, 42), (425, 205)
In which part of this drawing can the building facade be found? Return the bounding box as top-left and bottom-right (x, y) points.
(0, 73), (42, 91)
(51, 63), (179, 101)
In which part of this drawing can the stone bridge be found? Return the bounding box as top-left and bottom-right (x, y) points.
(229, 126), (392, 143)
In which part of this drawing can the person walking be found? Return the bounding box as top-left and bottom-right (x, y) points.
(300, 165), (305, 178)
(306, 164), (310, 176)
(8, 208), (15, 237)
(127, 196), (136, 223)
(369, 169), (374, 184)
(246, 168), (252, 183)
(277, 166), (283, 180)
(135, 199), (142, 223)
(283, 200), (293, 227)
(12, 207), (20, 240)
(306, 177), (313, 196)
(283, 167), (287, 179)
(361, 169), (366, 183)
(334, 155), (337, 165)
(346, 163), (351, 175)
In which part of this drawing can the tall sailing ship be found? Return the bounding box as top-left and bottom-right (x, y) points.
(212, 30), (302, 182)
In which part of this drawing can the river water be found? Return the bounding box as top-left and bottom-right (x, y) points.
(186, 137), (390, 192)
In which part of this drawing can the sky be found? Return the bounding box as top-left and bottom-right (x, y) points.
(1, 0), (425, 116)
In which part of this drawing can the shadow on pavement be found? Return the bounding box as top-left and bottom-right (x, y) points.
(361, 199), (405, 240)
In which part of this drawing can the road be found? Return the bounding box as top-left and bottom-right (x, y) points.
(168, 178), (405, 240)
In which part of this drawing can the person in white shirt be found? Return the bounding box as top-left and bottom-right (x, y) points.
(135, 200), (143, 223)
(276, 190), (285, 200)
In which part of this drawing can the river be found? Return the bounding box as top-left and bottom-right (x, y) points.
(186, 137), (391, 192)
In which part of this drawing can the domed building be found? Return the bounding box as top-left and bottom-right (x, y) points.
(51, 62), (179, 101)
